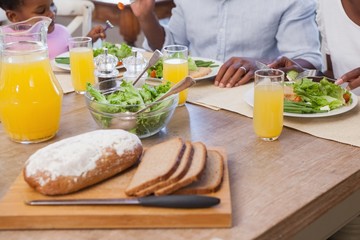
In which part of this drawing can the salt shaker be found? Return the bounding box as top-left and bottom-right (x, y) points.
(94, 48), (119, 83)
(123, 50), (148, 86)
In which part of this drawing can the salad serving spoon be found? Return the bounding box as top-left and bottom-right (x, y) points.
(113, 76), (196, 130)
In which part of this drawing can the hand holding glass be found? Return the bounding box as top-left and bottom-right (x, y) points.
(69, 37), (95, 94)
(162, 45), (189, 106)
(253, 69), (284, 141)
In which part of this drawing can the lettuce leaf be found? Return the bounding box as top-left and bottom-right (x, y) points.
(292, 77), (347, 111)
(93, 42), (132, 60)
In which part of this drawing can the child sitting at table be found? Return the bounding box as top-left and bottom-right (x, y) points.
(0, 0), (106, 59)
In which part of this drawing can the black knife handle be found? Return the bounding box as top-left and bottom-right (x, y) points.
(138, 195), (220, 208)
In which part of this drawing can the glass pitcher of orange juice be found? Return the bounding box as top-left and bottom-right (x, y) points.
(0, 16), (63, 144)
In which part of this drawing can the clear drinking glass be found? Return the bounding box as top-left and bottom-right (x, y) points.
(69, 37), (95, 94)
(162, 45), (189, 106)
(253, 69), (284, 141)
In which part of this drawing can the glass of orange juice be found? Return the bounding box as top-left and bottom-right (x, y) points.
(69, 37), (95, 94)
(162, 45), (188, 106)
(253, 69), (284, 141)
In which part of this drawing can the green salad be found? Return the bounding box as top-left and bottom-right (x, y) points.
(93, 42), (132, 61)
(284, 77), (352, 114)
(86, 80), (174, 136)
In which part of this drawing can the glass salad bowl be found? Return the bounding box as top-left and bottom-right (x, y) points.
(84, 78), (178, 138)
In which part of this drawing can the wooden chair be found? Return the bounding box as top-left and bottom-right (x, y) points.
(54, 0), (94, 36)
(0, 1), (94, 36)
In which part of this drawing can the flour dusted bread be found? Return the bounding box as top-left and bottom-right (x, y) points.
(175, 149), (224, 194)
(125, 137), (185, 196)
(23, 130), (143, 196)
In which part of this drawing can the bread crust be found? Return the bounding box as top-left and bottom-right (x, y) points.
(175, 149), (224, 194)
(23, 130), (143, 196)
(134, 141), (194, 197)
(154, 142), (207, 196)
(125, 138), (185, 196)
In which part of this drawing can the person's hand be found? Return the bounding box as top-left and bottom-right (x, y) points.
(87, 25), (106, 42)
(335, 68), (360, 90)
(214, 57), (256, 88)
(268, 56), (304, 73)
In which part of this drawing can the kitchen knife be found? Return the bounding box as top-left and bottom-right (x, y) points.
(26, 195), (220, 209)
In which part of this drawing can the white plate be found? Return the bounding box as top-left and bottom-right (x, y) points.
(190, 57), (223, 81)
(243, 86), (359, 118)
(53, 52), (71, 71)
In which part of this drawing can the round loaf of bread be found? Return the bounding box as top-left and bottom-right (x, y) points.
(23, 130), (143, 196)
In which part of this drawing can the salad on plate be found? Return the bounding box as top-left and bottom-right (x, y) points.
(283, 76), (352, 114)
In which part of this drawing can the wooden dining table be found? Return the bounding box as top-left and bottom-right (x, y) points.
(1, 83), (360, 239)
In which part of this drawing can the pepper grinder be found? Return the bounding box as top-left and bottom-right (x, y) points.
(94, 48), (119, 83)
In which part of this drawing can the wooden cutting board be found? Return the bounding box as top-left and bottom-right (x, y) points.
(0, 147), (231, 229)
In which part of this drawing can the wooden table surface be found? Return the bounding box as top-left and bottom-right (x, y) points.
(91, 0), (175, 46)
(1, 90), (360, 239)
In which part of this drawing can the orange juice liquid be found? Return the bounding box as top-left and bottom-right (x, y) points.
(0, 56), (63, 143)
(70, 47), (95, 93)
(163, 58), (188, 106)
(253, 84), (284, 140)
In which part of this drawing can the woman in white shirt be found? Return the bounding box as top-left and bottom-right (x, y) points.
(270, 0), (360, 95)
(308, 1), (360, 239)
(317, 0), (360, 92)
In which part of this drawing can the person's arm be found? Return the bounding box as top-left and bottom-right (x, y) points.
(130, 0), (165, 50)
(275, 0), (322, 70)
(215, 1), (322, 88)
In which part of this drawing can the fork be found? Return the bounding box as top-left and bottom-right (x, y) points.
(256, 60), (317, 82)
(104, 20), (114, 32)
(293, 69), (317, 81)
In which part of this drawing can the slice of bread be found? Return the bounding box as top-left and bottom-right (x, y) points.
(125, 137), (185, 196)
(175, 149), (224, 194)
(189, 67), (212, 78)
(154, 141), (207, 196)
(134, 141), (194, 197)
